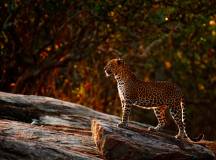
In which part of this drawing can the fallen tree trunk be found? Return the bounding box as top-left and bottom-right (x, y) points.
(91, 120), (215, 160)
(0, 92), (112, 160)
(0, 92), (215, 160)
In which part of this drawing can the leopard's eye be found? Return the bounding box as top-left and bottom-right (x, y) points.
(117, 59), (124, 65)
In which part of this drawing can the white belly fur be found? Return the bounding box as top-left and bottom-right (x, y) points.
(133, 104), (157, 110)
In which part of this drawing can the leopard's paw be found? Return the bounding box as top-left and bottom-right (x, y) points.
(148, 126), (157, 131)
(117, 122), (128, 128)
(148, 125), (164, 131)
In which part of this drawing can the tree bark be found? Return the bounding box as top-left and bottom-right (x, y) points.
(0, 92), (215, 160)
(0, 91), (108, 160)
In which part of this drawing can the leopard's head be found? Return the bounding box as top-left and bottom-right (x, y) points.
(104, 59), (125, 77)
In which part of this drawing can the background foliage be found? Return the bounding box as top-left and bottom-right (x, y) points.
(0, 0), (215, 140)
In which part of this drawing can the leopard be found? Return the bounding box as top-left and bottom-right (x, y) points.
(104, 58), (203, 142)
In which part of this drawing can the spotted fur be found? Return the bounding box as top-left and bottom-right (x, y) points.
(104, 58), (203, 142)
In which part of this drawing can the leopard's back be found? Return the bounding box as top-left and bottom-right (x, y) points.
(122, 80), (183, 108)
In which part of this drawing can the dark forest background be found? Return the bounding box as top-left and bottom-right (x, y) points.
(0, 0), (215, 140)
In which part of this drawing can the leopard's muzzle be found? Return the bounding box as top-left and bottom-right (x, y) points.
(104, 66), (112, 77)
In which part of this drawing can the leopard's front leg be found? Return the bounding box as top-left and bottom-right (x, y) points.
(118, 103), (131, 128)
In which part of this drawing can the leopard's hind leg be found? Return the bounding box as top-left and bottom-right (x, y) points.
(169, 103), (188, 139)
(148, 105), (167, 131)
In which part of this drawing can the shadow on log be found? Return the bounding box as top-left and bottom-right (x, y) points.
(0, 92), (215, 160)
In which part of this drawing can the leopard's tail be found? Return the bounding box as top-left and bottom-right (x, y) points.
(189, 134), (204, 142)
(181, 100), (204, 142)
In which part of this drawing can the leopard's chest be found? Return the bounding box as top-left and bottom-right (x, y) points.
(117, 84), (126, 101)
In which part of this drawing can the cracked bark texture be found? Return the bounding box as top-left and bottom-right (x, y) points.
(0, 92), (215, 160)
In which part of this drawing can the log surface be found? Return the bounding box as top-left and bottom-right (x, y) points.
(0, 92), (114, 160)
(91, 119), (215, 160)
(0, 91), (215, 160)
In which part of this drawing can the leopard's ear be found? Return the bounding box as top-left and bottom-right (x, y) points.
(116, 58), (124, 65)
